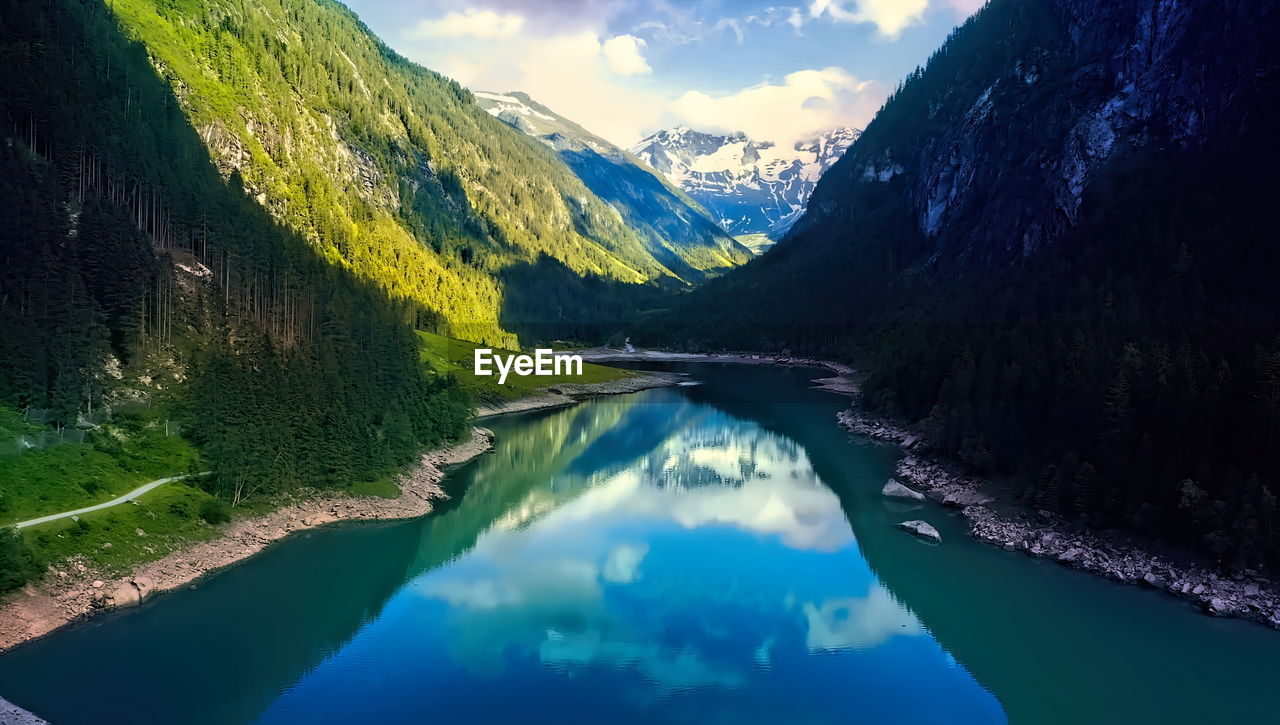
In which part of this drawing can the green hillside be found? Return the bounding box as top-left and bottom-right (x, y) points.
(0, 0), (473, 588)
(104, 0), (725, 345)
(0, 0), (696, 592)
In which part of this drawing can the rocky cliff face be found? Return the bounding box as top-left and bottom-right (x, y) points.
(798, 0), (1276, 268)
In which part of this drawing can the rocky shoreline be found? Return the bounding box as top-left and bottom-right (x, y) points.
(839, 408), (1280, 628)
(0, 427), (494, 654)
(0, 697), (47, 724)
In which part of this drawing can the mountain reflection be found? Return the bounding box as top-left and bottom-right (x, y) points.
(12, 369), (1279, 724)
(0, 377), (1006, 725)
(404, 399), (924, 698)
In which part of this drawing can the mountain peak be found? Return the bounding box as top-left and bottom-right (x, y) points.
(630, 125), (860, 237)
(472, 90), (752, 278)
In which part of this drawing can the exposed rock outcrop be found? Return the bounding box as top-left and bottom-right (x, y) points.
(0, 697), (48, 725)
(882, 479), (926, 502)
(898, 520), (942, 543)
(800, 0), (1275, 263)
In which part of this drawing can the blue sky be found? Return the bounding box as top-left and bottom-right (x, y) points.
(343, 0), (985, 147)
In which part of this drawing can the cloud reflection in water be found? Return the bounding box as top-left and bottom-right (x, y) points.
(416, 408), (924, 694)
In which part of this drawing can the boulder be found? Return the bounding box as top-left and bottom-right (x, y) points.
(898, 520), (942, 543)
(882, 480), (925, 502)
(132, 576), (154, 598)
(108, 582), (140, 608)
(942, 489), (996, 507)
(1208, 598), (1235, 617)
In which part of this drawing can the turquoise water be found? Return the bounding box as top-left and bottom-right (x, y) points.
(1, 364), (1277, 724)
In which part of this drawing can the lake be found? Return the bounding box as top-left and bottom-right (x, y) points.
(0, 363), (1276, 724)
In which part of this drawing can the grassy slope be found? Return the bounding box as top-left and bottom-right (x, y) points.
(0, 407), (39, 441)
(0, 404), (220, 576)
(417, 331), (634, 403)
(735, 234), (775, 256)
(0, 403), (394, 577)
(0, 411), (199, 526)
(20, 483), (221, 578)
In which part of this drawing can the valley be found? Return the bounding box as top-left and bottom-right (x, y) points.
(1, 0), (1278, 721)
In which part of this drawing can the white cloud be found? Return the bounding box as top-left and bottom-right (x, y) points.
(409, 8), (525, 39)
(942, 0), (988, 16)
(855, 0), (930, 35)
(398, 24), (665, 146)
(713, 17), (746, 44)
(669, 67), (884, 147)
(804, 587), (924, 651)
(540, 630), (745, 692)
(602, 543), (649, 583)
(786, 7), (806, 32)
(602, 34), (652, 75)
(395, 0), (958, 148)
(808, 0), (981, 37)
(808, 0), (929, 37)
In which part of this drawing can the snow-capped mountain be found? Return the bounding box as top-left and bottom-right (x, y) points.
(629, 126), (860, 238)
(474, 91), (752, 280)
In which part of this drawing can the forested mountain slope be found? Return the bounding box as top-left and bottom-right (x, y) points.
(675, 0), (1280, 570)
(93, 0), (729, 346)
(476, 91), (752, 281)
(1, 0), (476, 510)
